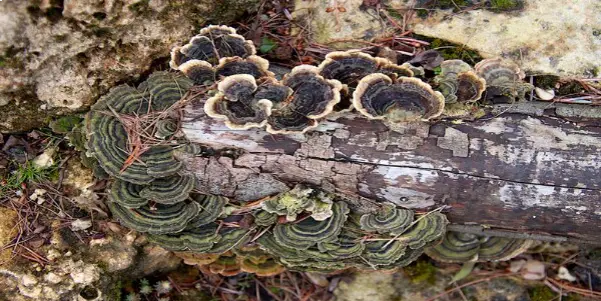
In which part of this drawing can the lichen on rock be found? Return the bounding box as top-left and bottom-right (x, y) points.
(0, 0), (261, 132)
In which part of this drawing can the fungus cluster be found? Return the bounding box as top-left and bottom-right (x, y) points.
(83, 24), (538, 276)
(425, 231), (534, 263)
(255, 196), (448, 272)
(474, 58), (534, 103)
(434, 60), (487, 104)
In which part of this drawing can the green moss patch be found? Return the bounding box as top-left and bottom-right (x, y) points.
(403, 259), (438, 285)
(413, 35), (482, 64)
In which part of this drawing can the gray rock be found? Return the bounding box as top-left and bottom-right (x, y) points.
(409, 0), (601, 77)
(0, 0), (260, 132)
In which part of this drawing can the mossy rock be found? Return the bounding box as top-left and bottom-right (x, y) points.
(402, 259), (438, 285)
(488, 0), (524, 11)
(413, 35), (483, 64)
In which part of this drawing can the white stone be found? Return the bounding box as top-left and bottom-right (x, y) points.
(535, 87), (555, 100)
(557, 266), (577, 282)
(20, 274), (38, 287)
(71, 219), (93, 231)
(32, 148), (56, 169)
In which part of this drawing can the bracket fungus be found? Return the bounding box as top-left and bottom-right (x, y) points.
(170, 25), (260, 85)
(137, 174), (196, 204)
(170, 25), (255, 68)
(147, 224), (221, 252)
(186, 194), (228, 229)
(253, 211), (279, 227)
(262, 185), (335, 222)
(435, 60), (487, 104)
(353, 74), (445, 123)
(475, 58), (534, 102)
(317, 50), (414, 111)
(273, 201), (349, 250)
(359, 203), (414, 235)
(83, 24), (552, 276)
(215, 55), (274, 79)
(85, 72), (191, 185)
(204, 74), (274, 129)
(318, 51), (389, 87)
(108, 201), (201, 235)
(425, 231), (534, 263)
(266, 65), (343, 134)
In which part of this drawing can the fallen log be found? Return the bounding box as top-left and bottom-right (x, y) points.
(181, 100), (601, 244)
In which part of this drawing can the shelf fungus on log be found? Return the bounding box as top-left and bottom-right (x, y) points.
(359, 203), (414, 235)
(207, 227), (251, 254)
(317, 229), (366, 259)
(234, 245), (286, 276)
(353, 74), (445, 123)
(170, 25), (255, 68)
(215, 56), (274, 79)
(109, 179), (148, 209)
(317, 50), (413, 110)
(266, 65), (343, 134)
(253, 210), (279, 227)
(185, 194), (228, 228)
(201, 252), (242, 276)
(204, 74), (274, 129)
(318, 51), (389, 88)
(170, 25), (258, 85)
(395, 212), (449, 249)
(363, 239), (410, 266)
(138, 174), (196, 204)
(147, 224), (221, 252)
(272, 201), (349, 250)
(475, 58), (534, 102)
(154, 119), (178, 139)
(262, 185), (335, 222)
(435, 60), (486, 104)
(85, 72), (191, 184)
(107, 201), (201, 235)
(425, 231), (534, 263)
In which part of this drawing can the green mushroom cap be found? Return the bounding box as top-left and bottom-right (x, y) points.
(253, 210), (279, 227)
(147, 224), (221, 252)
(425, 231), (533, 263)
(186, 194), (228, 229)
(273, 201), (349, 250)
(359, 203), (414, 235)
(85, 72), (192, 184)
(138, 174), (196, 205)
(108, 201), (201, 235)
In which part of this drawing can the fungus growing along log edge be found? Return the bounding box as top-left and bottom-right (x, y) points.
(79, 25), (596, 277)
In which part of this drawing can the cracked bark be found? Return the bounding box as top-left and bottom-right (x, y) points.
(181, 100), (601, 244)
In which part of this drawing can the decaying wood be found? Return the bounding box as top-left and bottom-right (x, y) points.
(181, 100), (601, 244)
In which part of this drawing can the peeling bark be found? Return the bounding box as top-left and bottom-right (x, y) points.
(181, 100), (601, 243)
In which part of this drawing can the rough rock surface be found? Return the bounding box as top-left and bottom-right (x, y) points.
(292, 0), (390, 47)
(406, 0), (601, 76)
(0, 0), (260, 132)
(0, 220), (182, 300)
(294, 0), (600, 76)
(0, 207), (18, 265)
(334, 261), (531, 301)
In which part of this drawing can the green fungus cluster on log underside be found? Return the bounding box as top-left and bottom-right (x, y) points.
(425, 231), (534, 263)
(81, 24), (538, 276)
